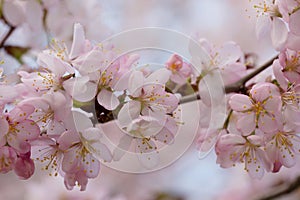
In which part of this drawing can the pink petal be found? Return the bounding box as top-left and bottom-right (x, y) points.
(78, 50), (104, 73)
(82, 154), (100, 178)
(58, 130), (80, 151)
(0, 85), (18, 103)
(117, 101), (141, 128)
(0, 117), (9, 146)
(256, 15), (272, 39)
(236, 113), (255, 135)
(14, 153), (35, 180)
(154, 116), (177, 144)
(3, 1), (25, 26)
(287, 33), (300, 51)
(271, 18), (288, 51)
(289, 9), (300, 35)
(69, 23), (86, 59)
(9, 104), (35, 122)
(15, 120), (40, 141)
(97, 89), (120, 110)
(81, 128), (112, 162)
(113, 135), (133, 161)
(69, 110), (93, 133)
(62, 150), (80, 173)
(135, 138), (159, 169)
(273, 60), (288, 90)
(258, 114), (278, 133)
(128, 70), (145, 95)
(217, 41), (243, 66)
(229, 94), (252, 111)
(146, 68), (171, 85)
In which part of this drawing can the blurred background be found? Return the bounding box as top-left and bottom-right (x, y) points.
(1, 0), (296, 200)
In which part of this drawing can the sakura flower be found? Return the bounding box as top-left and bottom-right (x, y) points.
(58, 130), (101, 191)
(113, 115), (177, 169)
(0, 146), (17, 174)
(56, 111), (112, 190)
(253, 0), (288, 50)
(18, 52), (75, 95)
(192, 38), (246, 85)
(277, 49), (300, 85)
(65, 46), (139, 110)
(19, 91), (72, 135)
(0, 105), (40, 154)
(265, 123), (300, 171)
(165, 54), (192, 85)
(216, 131), (272, 179)
(31, 135), (63, 177)
(273, 60), (300, 129)
(229, 83), (281, 135)
(118, 69), (178, 125)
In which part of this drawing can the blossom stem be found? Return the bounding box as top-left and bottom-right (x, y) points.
(179, 54), (279, 104)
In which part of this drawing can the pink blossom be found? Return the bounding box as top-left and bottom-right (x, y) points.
(1, 105), (40, 154)
(19, 91), (72, 136)
(0, 146), (17, 174)
(118, 69), (178, 125)
(196, 39), (246, 85)
(165, 54), (192, 85)
(58, 130), (101, 191)
(56, 111), (112, 191)
(216, 131), (272, 179)
(277, 49), (300, 85)
(265, 123), (300, 171)
(229, 83), (281, 135)
(273, 60), (300, 129)
(18, 53), (75, 96)
(114, 115), (177, 168)
(253, 0), (289, 50)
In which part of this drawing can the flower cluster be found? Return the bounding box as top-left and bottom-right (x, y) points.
(0, 0), (300, 192)
(0, 22), (192, 190)
(198, 0), (300, 179)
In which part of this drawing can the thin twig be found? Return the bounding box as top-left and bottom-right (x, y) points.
(0, 26), (15, 48)
(0, 14), (16, 48)
(179, 54), (279, 104)
(258, 176), (300, 200)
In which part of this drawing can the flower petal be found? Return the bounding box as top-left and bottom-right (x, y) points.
(97, 89), (120, 110)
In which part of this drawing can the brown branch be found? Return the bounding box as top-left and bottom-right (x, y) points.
(258, 176), (300, 200)
(179, 54), (279, 104)
(0, 14), (16, 48)
(0, 26), (15, 48)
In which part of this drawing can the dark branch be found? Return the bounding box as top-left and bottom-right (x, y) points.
(0, 14), (16, 48)
(179, 54), (279, 104)
(258, 176), (300, 200)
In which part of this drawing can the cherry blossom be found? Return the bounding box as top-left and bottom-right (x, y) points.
(229, 83), (282, 135)
(253, 0), (289, 50)
(165, 54), (192, 85)
(0, 105), (40, 154)
(216, 130), (272, 179)
(265, 123), (300, 171)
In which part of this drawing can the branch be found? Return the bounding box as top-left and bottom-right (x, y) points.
(258, 176), (300, 200)
(0, 14), (16, 48)
(179, 54), (279, 104)
(0, 26), (15, 48)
